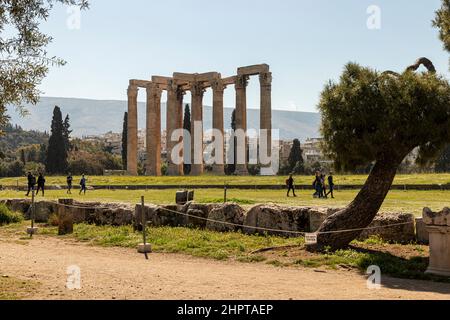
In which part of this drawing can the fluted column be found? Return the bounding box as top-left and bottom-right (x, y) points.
(167, 81), (184, 176)
(211, 79), (225, 175)
(146, 83), (162, 176)
(127, 85), (138, 176)
(190, 82), (205, 176)
(260, 72), (273, 171)
(235, 75), (249, 175)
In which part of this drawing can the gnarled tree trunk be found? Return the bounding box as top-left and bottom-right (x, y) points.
(307, 155), (404, 252)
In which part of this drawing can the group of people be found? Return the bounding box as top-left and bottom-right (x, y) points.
(313, 171), (334, 199)
(286, 171), (335, 199)
(25, 172), (88, 196)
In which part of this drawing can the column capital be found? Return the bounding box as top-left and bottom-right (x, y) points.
(259, 72), (272, 87)
(128, 85), (139, 97)
(168, 80), (185, 100)
(235, 75), (249, 90)
(211, 79), (226, 93)
(190, 81), (206, 97)
(146, 83), (162, 99)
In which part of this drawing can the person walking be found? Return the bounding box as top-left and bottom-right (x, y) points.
(321, 173), (328, 199)
(326, 172), (335, 199)
(25, 172), (36, 197)
(36, 173), (46, 196)
(79, 174), (87, 195)
(313, 171), (322, 198)
(286, 174), (297, 197)
(66, 173), (73, 194)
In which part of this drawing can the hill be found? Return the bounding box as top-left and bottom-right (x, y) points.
(0, 123), (48, 154)
(7, 97), (321, 141)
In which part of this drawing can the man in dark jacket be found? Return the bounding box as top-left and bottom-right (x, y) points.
(26, 172), (36, 196)
(67, 173), (73, 194)
(286, 174), (297, 197)
(36, 173), (46, 196)
(79, 174), (87, 195)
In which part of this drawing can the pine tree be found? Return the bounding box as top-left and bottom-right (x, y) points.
(183, 104), (191, 175)
(62, 114), (72, 152)
(46, 106), (68, 174)
(288, 139), (304, 174)
(122, 112), (128, 170)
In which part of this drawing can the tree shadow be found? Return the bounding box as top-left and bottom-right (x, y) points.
(349, 245), (450, 295)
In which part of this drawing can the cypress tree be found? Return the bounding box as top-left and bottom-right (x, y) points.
(183, 104), (191, 175)
(46, 106), (68, 174)
(226, 110), (237, 175)
(62, 114), (72, 152)
(122, 112), (128, 170)
(288, 139), (304, 173)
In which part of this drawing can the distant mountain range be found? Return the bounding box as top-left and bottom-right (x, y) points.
(7, 97), (321, 141)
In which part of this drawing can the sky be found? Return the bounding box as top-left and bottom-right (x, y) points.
(38, 0), (450, 113)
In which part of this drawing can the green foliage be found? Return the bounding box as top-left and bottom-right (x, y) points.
(183, 104), (191, 175)
(121, 112), (128, 170)
(288, 139), (304, 172)
(68, 138), (122, 175)
(0, 0), (89, 129)
(319, 63), (450, 171)
(435, 144), (450, 172)
(0, 204), (23, 226)
(46, 106), (68, 174)
(62, 114), (72, 152)
(434, 0), (450, 54)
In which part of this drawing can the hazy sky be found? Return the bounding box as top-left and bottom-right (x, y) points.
(39, 0), (449, 112)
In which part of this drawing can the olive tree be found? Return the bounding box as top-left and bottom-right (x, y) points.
(433, 0), (450, 54)
(0, 0), (89, 132)
(308, 59), (450, 251)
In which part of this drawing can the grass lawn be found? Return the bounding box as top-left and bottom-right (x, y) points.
(1, 221), (448, 283)
(1, 173), (450, 186)
(0, 188), (448, 216)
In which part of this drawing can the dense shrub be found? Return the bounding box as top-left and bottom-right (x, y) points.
(0, 204), (23, 225)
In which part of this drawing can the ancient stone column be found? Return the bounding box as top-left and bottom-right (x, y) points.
(211, 79), (225, 175)
(190, 82), (205, 176)
(127, 85), (138, 176)
(146, 83), (162, 176)
(166, 81), (184, 176)
(234, 75), (249, 175)
(259, 72), (273, 173)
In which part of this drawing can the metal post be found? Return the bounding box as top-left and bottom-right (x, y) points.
(224, 183), (228, 203)
(30, 189), (35, 238)
(141, 196), (146, 246)
(141, 195), (149, 260)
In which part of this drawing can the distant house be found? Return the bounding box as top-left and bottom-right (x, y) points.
(302, 138), (333, 165)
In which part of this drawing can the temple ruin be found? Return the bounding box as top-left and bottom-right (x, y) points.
(127, 64), (272, 176)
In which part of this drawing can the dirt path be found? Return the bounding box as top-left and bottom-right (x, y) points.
(1, 237), (449, 300)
